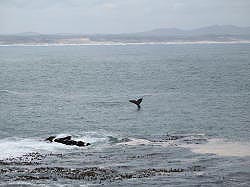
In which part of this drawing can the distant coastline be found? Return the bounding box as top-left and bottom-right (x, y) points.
(1, 40), (250, 47)
(1, 25), (250, 46)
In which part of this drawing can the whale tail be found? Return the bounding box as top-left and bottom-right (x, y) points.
(129, 97), (143, 109)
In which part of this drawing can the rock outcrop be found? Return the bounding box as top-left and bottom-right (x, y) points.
(45, 136), (90, 147)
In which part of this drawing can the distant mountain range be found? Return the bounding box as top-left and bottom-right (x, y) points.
(1, 25), (250, 45)
(137, 25), (250, 36)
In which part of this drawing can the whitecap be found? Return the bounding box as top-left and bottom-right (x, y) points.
(0, 137), (68, 160)
(0, 132), (109, 160)
(117, 138), (152, 146)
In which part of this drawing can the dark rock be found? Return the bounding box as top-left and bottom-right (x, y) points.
(45, 136), (56, 142)
(45, 135), (90, 147)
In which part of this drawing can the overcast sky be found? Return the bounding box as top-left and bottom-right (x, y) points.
(1, 0), (250, 34)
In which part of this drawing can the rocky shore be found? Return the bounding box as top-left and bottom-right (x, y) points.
(0, 152), (193, 184)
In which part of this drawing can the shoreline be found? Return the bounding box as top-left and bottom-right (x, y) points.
(1, 40), (250, 47)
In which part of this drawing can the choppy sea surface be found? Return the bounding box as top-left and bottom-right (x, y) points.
(0, 44), (250, 186)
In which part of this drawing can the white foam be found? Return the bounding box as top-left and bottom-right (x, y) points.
(0, 132), (110, 160)
(55, 133), (72, 139)
(0, 89), (32, 96)
(117, 138), (175, 147)
(117, 136), (250, 157)
(1, 40), (250, 47)
(75, 131), (109, 144)
(0, 137), (69, 159)
(0, 89), (18, 94)
(182, 138), (250, 157)
(117, 138), (152, 146)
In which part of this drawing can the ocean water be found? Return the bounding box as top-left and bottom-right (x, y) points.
(0, 44), (249, 186)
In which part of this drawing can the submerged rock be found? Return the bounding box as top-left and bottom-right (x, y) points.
(45, 136), (90, 147)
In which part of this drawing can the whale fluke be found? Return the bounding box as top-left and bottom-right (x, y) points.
(129, 97), (143, 109)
